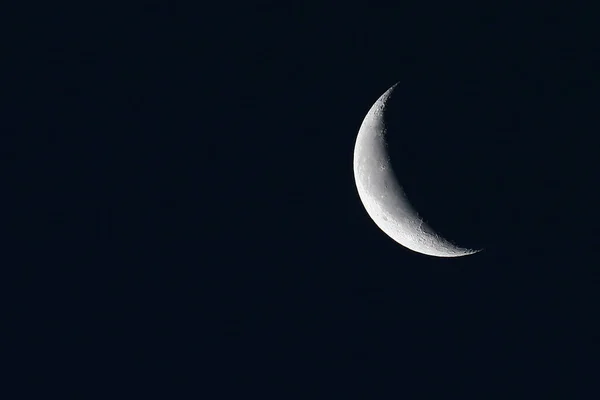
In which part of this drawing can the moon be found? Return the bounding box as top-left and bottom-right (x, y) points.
(353, 83), (481, 257)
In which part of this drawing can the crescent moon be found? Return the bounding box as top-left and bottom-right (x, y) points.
(353, 83), (481, 257)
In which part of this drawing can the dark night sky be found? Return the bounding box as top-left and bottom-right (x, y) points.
(11, 3), (600, 396)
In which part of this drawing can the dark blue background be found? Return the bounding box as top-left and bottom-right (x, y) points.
(10, 4), (599, 396)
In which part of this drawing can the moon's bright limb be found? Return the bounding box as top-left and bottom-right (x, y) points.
(353, 83), (480, 257)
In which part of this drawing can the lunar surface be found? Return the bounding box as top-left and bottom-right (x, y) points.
(353, 83), (481, 257)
